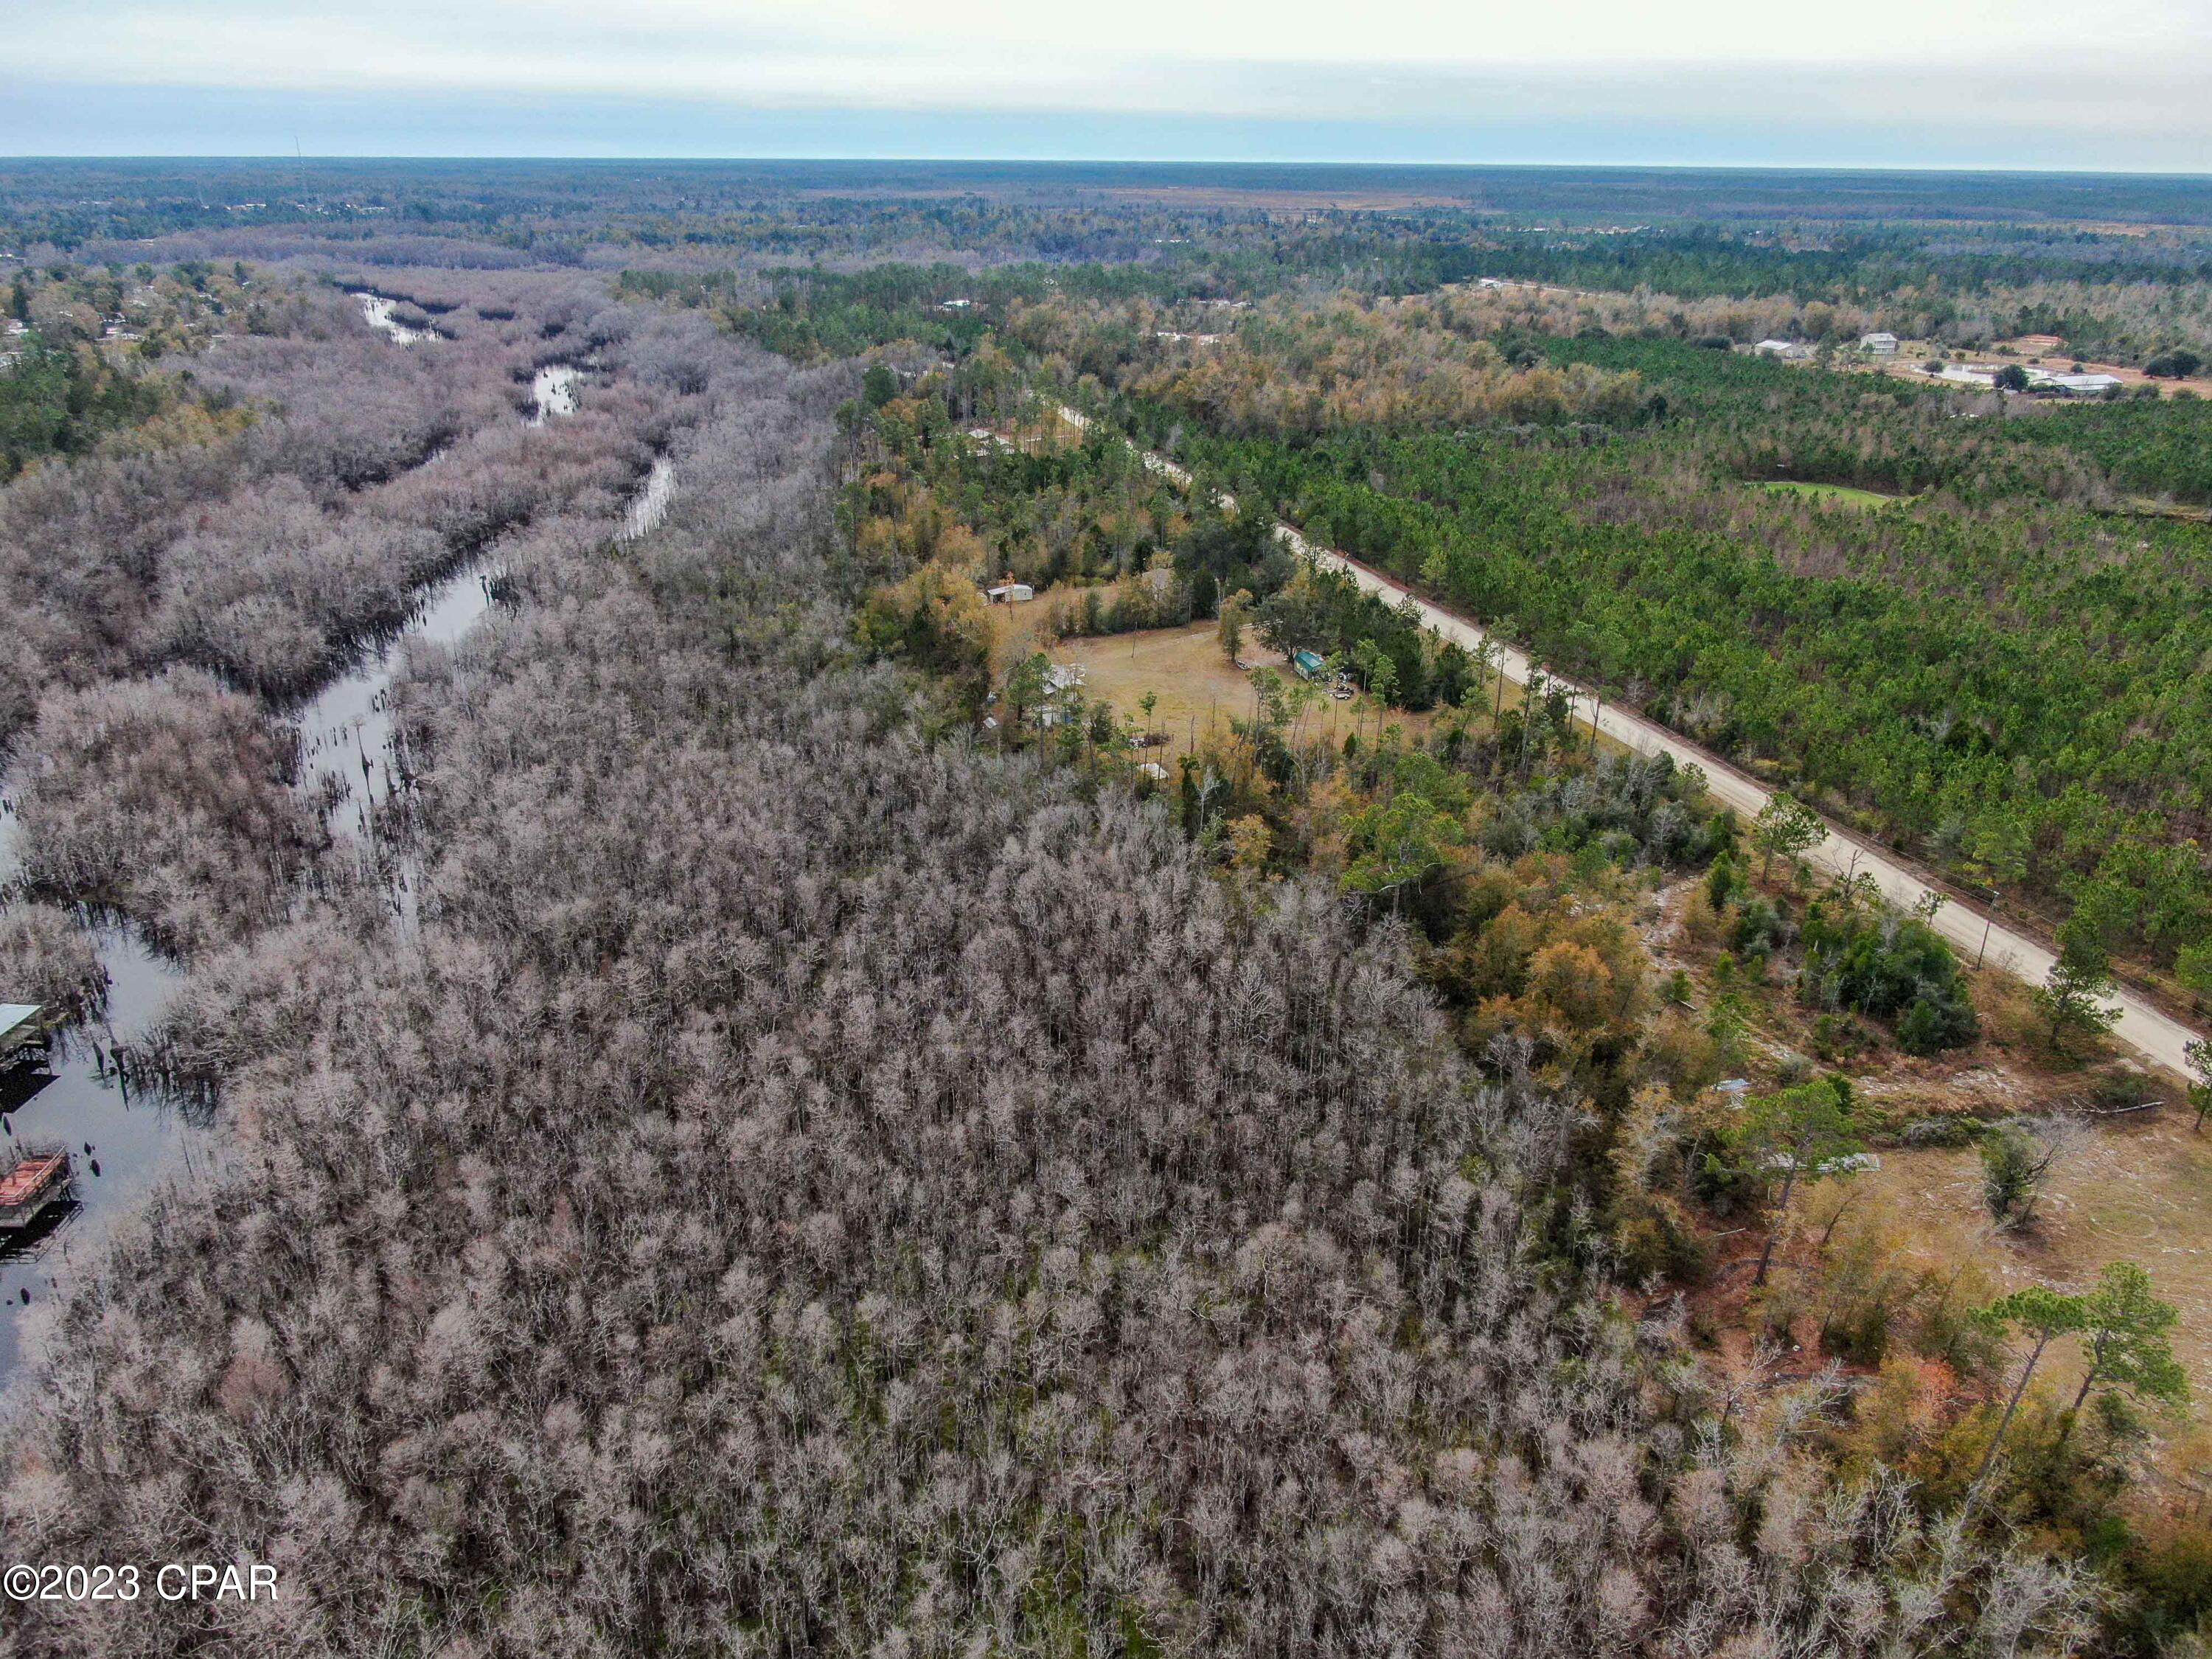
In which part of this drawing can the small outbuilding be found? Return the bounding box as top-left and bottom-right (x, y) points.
(0, 1004), (46, 1069)
(984, 582), (1034, 605)
(1753, 339), (1812, 361)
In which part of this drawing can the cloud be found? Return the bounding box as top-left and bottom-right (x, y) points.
(4, 0), (2209, 166)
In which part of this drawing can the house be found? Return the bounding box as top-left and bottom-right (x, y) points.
(1753, 339), (1812, 361)
(984, 582), (1034, 604)
(939, 299), (972, 312)
(1860, 332), (1899, 355)
(1044, 664), (1085, 695)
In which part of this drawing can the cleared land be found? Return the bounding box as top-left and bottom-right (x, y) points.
(1864, 1110), (2212, 1387)
(1837, 340), (2199, 399)
(1048, 622), (1439, 771)
(1751, 479), (1913, 509)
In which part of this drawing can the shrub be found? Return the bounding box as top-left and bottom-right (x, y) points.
(1801, 910), (1979, 1052)
(1899, 1112), (1980, 1150)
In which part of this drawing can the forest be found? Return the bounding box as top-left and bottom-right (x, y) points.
(632, 261), (2212, 983)
(0, 164), (2210, 1657)
(1132, 358), (2212, 984)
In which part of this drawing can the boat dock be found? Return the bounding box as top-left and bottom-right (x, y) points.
(0, 1150), (72, 1231)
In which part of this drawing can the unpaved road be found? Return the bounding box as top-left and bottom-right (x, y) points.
(1056, 406), (2208, 1078)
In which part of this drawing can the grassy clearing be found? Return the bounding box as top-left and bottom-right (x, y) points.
(1750, 479), (1914, 509)
(1651, 864), (2212, 1402)
(1046, 622), (1443, 776)
(2121, 496), (2212, 525)
(1861, 1107), (2212, 1390)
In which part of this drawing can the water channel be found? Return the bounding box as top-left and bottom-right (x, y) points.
(529, 364), (579, 424)
(0, 309), (676, 1382)
(354, 291), (435, 346)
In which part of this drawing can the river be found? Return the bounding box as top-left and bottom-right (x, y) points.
(0, 334), (678, 1382)
(0, 919), (189, 1378)
(0, 558), (501, 1382)
(0, 566), (509, 1382)
(289, 562), (501, 838)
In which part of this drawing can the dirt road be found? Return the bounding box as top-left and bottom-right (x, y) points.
(1056, 406), (2208, 1078)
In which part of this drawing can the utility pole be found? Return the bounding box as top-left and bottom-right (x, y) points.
(1976, 887), (1998, 971)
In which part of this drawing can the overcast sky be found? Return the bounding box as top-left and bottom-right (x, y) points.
(6, 0), (2210, 168)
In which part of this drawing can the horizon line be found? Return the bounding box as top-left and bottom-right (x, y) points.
(6, 155), (2212, 180)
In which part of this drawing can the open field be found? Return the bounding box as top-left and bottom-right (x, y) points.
(1863, 1108), (2212, 1391)
(1750, 479), (1914, 509)
(1046, 622), (1444, 773)
(1653, 871), (2212, 1425)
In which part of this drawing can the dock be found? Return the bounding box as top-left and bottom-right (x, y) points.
(0, 1150), (72, 1231)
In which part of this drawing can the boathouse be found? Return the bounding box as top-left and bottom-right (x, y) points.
(0, 1150), (71, 1231)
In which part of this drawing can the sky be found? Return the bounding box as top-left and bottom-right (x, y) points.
(5, 0), (2211, 170)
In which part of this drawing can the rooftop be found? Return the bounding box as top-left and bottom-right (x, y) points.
(0, 1151), (67, 1209)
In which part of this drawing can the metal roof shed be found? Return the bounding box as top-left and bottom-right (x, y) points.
(0, 1004), (44, 1057)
